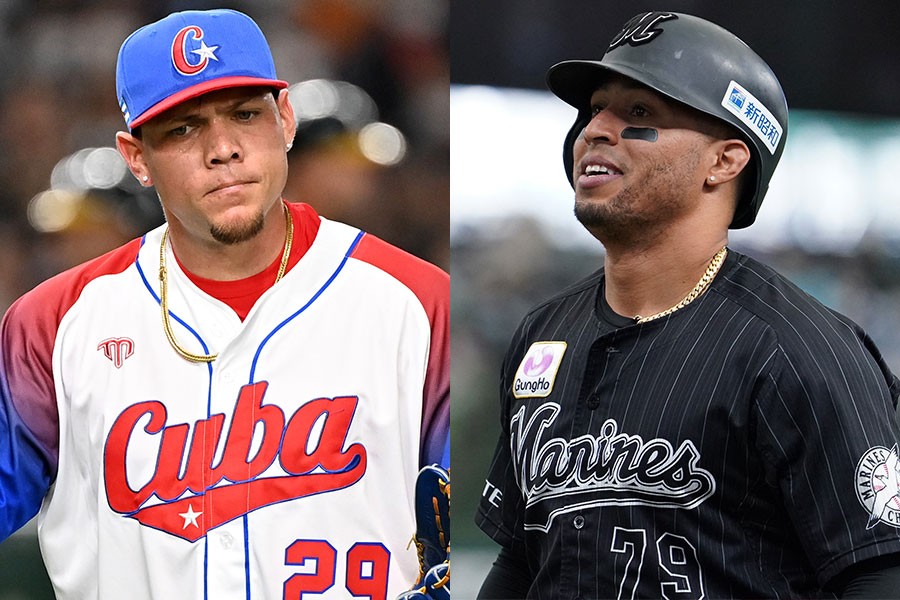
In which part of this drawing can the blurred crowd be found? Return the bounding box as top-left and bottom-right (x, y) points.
(0, 0), (449, 316)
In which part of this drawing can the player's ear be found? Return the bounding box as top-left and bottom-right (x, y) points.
(705, 138), (750, 187)
(115, 131), (153, 187)
(275, 89), (296, 152)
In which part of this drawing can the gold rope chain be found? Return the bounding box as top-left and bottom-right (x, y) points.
(634, 246), (728, 324)
(158, 202), (294, 363)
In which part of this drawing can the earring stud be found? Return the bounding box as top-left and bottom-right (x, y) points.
(142, 175), (149, 182)
(708, 175), (716, 182)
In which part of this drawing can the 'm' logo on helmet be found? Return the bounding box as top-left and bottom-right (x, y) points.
(171, 25), (219, 76)
(607, 12), (677, 52)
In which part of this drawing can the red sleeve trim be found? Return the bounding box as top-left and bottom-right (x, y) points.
(2, 238), (144, 471)
(349, 235), (450, 467)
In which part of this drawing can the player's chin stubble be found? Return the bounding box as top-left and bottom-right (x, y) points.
(574, 149), (701, 245)
(209, 210), (266, 245)
(573, 174), (673, 245)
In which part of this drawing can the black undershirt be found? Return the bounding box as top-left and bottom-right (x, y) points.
(595, 249), (740, 329)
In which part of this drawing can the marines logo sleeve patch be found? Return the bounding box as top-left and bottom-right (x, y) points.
(856, 444), (900, 529)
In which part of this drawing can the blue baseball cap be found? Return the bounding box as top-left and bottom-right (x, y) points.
(116, 9), (288, 130)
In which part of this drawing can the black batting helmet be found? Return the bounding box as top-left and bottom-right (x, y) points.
(546, 12), (788, 229)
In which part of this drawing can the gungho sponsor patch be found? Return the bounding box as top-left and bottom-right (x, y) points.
(513, 342), (566, 398)
(856, 444), (900, 529)
(720, 80), (783, 155)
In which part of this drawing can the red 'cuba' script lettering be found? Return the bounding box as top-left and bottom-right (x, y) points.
(104, 382), (367, 541)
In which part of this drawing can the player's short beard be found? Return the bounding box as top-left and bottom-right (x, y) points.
(209, 210), (266, 245)
(574, 146), (702, 246)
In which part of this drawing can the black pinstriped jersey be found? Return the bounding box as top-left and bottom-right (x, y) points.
(476, 249), (900, 599)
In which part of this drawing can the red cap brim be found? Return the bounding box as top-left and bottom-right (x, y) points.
(129, 76), (289, 129)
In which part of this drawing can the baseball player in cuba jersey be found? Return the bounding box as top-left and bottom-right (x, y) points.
(0, 9), (449, 600)
(476, 11), (900, 599)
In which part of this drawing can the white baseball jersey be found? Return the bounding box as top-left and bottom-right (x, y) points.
(0, 202), (449, 599)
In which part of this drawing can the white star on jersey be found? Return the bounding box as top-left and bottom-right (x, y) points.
(178, 504), (202, 530)
(191, 40), (219, 62)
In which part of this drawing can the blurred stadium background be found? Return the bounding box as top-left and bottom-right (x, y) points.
(4, 0), (900, 598)
(0, 0), (446, 597)
(451, 1), (900, 597)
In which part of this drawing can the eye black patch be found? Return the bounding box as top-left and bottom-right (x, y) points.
(621, 126), (658, 142)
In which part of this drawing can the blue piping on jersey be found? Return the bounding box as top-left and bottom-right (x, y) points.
(136, 237), (215, 382)
(244, 515), (251, 600)
(136, 235), (215, 597)
(248, 231), (365, 384)
(243, 230), (364, 597)
(137, 230), (366, 599)
(135, 238), (215, 423)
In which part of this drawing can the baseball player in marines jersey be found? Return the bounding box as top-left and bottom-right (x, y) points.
(476, 11), (900, 599)
(0, 9), (448, 600)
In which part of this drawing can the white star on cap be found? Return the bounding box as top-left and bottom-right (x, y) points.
(178, 504), (202, 529)
(191, 40), (219, 62)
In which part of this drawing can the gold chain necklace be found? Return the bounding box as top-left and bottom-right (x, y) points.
(158, 202), (294, 363)
(634, 247), (727, 324)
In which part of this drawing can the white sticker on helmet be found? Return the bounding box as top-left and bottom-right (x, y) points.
(721, 80), (783, 155)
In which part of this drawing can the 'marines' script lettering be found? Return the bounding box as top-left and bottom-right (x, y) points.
(104, 382), (366, 541)
(510, 403), (715, 531)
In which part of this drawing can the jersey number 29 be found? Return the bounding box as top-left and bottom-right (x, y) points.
(284, 539), (390, 600)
